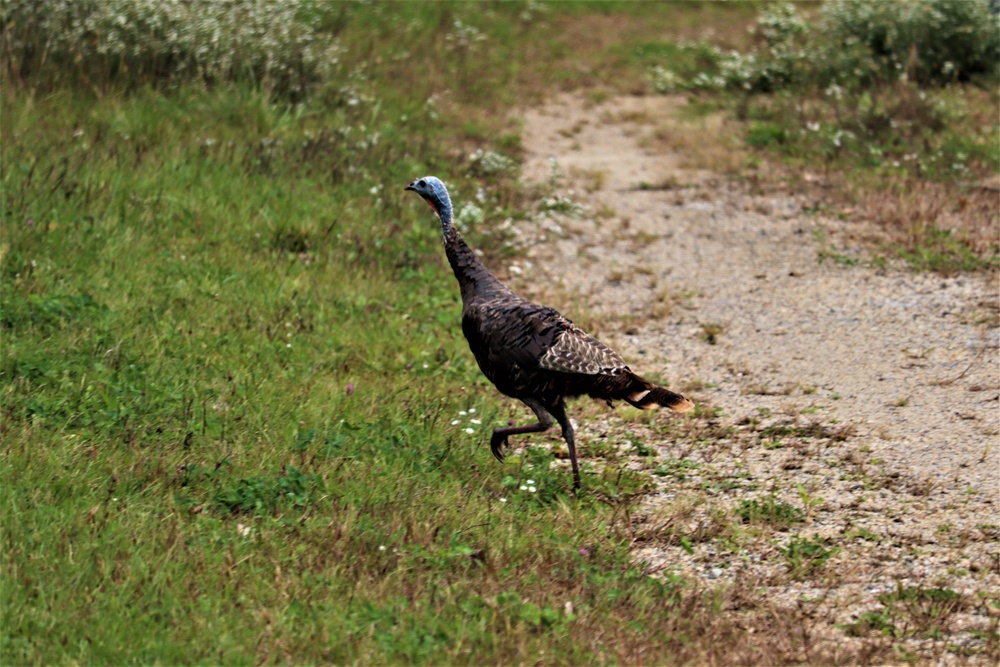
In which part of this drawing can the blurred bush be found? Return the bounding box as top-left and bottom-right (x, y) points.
(655, 0), (999, 94)
(1, 0), (339, 97)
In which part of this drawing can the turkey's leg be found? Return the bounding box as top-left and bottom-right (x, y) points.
(489, 399), (553, 462)
(549, 399), (581, 491)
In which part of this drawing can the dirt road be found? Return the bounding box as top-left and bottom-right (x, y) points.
(513, 92), (999, 662)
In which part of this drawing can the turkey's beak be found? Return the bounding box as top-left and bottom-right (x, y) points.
(404, 182), (417, 192)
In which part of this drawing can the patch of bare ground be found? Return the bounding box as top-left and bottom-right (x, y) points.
(508, 92), (1000, 664)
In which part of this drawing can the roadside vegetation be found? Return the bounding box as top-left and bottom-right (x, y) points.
(2, 2), (996, 665)
(646, 0), (999, 273)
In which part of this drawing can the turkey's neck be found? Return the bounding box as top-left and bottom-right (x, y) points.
(435, 198), (510, 303)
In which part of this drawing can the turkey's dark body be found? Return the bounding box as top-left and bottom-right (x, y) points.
(462, 297), (640, 405)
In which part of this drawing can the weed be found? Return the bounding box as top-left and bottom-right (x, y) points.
(212, 465), (326, 514)
(700, 322), (724, 345)
(796, 483), (825, 518)
(654, 458), (701, 481)
(735, 495), (804, 529)
(781, 534), (839, 579)
(745, 122), (786, 147)
(630, 441), (656, 457)
(4, 0), (334, 98)
(845, 610), (897, 637)
(878, 586), (967, 638)
(846, 527), (881, 543)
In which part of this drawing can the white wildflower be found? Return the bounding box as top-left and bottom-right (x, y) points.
(469, 148), (514, 176)
(444, 19), (486, 51)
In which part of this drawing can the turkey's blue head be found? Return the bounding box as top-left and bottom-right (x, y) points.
(405, 176), (453, 223)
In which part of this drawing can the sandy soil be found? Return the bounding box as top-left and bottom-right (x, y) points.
(509, 92), (999, 663)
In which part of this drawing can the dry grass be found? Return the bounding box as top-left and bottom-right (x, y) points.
(513, 3), (757, 99)
(651, 112), (749, 176)
(861, 180), (1000, 262)
(568, 165), (609, 193)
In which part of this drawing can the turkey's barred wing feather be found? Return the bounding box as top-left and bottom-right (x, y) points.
(538, 325), (627, 375)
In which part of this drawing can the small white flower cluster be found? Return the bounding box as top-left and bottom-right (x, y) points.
(444, 19), (486, 52)
(450, 408), (481, 435)
(538, 194), (582, 216)
(425, 94), (440, 121)
(649, 65), (680, 94)
(518, 479), (538, 493)
(455, 202), (485, 233)
(468, 148), (515, 177)
(756, 2), (807, 47)
(518, 0), (548, 23)
(498, 476), (541, 504)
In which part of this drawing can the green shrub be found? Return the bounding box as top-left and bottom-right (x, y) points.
(821, 0), (1000, 86)
(745, 121), (786, 147)
(673, 0), (999, 93)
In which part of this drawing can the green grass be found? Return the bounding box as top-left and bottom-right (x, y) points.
(0, 3), (815, 664)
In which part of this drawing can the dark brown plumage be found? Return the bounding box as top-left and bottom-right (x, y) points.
(406, 176), (693, 490)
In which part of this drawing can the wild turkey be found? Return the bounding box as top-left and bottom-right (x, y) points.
(405, 176), (693, 490)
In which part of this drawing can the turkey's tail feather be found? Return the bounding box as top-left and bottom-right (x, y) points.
(625, 386), (694, 412)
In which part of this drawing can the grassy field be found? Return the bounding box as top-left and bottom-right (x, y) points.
(2, 2), (996, 664)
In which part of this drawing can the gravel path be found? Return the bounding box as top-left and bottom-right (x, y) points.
(511, 92), (999, 663)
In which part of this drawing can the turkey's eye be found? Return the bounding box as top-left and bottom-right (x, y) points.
(418, 179), (427, 188)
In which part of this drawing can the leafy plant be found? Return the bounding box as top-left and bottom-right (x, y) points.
(844, 610), (897, 637)
(212, 466), (326, 514)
